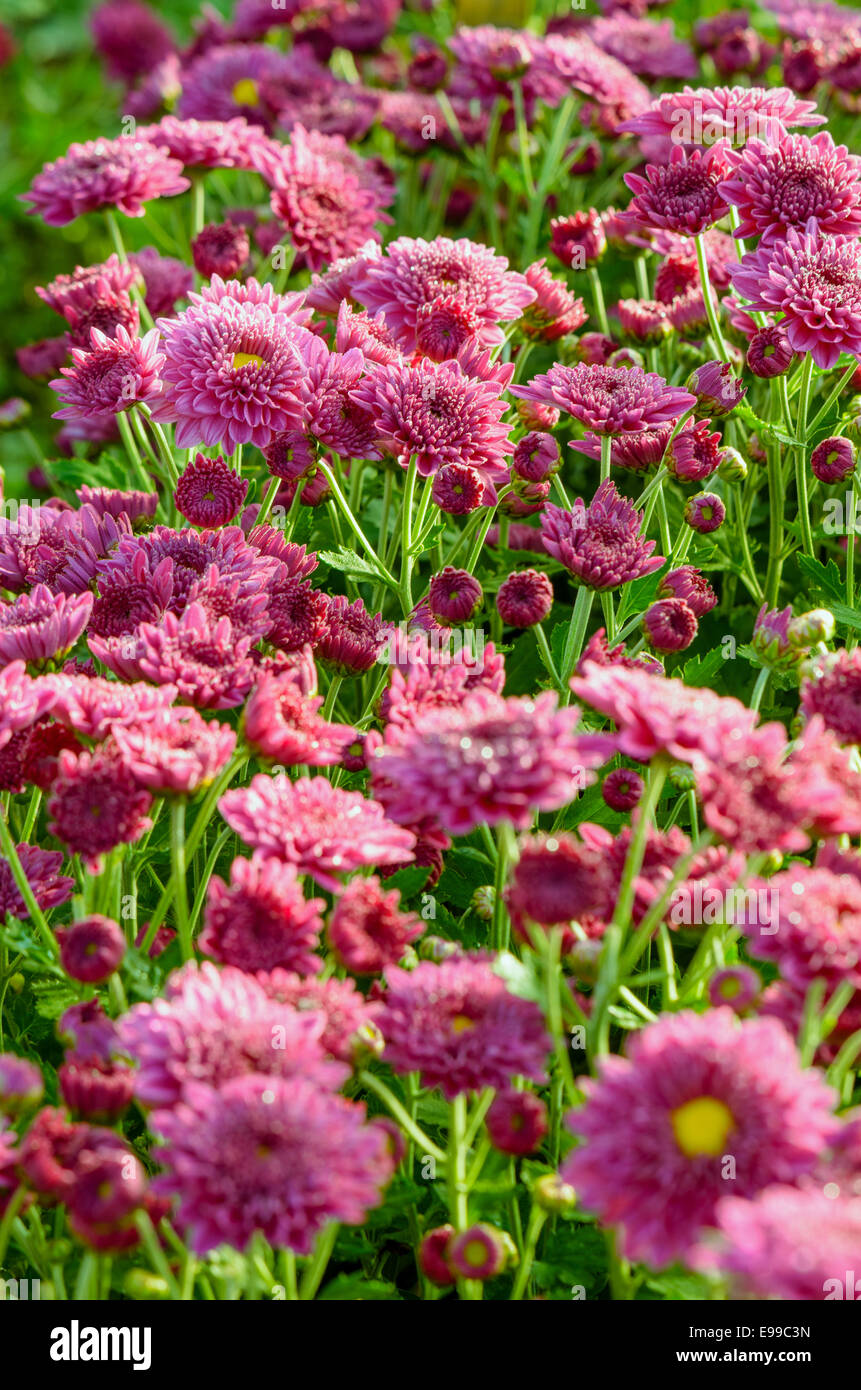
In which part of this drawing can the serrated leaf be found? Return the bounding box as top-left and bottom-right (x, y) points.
(379, 864), (430, 901)
(796, 552), (844, 603)
(318, 547), (383, 580)
(318, 1274), (401, 1300)
(681, 647), (726, 688)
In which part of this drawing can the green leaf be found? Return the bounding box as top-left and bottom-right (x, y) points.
(379, 865), (431, 901)
(796, 552), (843, 603)
(681, 646), (726, 688)
(829, 601), (861, 631)
(318, 547), (383, 580)
(318, 1274), (401, 1301)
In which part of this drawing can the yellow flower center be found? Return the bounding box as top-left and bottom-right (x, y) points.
(462, 1239), (487, 1267)
(232, 352), (265, 371)
(670, 1096), (735, 1158)
(232, 78), (259, 106)
(451, 1014), (476, 1034)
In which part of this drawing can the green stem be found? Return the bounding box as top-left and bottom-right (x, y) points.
(399, 455), (419, 614)
(509, 1204), (547, 1301)
(170, 799), (192, 961)
(560, 587), (595, 696)
(299, 1224), (338, 1301)
(795, 353), (816, 558)
(599, 432), (612, 483)
(588, 267), (610, 338)
(0, 812), (57, 955)
(358, 1070), (445, 1161)
(694, 233), (730, 364)
(315, 459), (396, 590)
(255, 475), (281, 530)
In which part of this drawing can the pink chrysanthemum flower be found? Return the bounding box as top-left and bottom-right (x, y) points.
(137, 116), (266, 171)
(505, 831), (616, 937)
(151, 1075), (392, 1254)
(379, 648), (504, 732)
(299, 338), (380, 459)
(177, 43), (319, 127)
(262, 127), (387, 273)
(259, 971), (382, 1065)
(729, 219), (861, 369)
(414, 295), (482, 363)
(541, 480), (664, 591)
(265, 579), (329, 653)
(91, 604), (257, 711)
(520, 260), (587, 341)
(76, 486), (157, 524)
(570, 663), (757, 765)
(50, 326), (163, 424)
(739, 866), (861, 993)
(665, 420), (722, 483)
(496, 569), (554, 628)
(150, 293), (306, 452)
(370, 689), (612, 836)
(0, 844), (74, 922)
(351, 357), (510, 488)
(219, 774), (416, 891)
(111, 706), (236, 796)
(335, 301), (402, 366)
(120, 962), (347, 1108)
(619, 85), (826, 146)
(719, 131), (861, 244)
(305, 240), (382, 315)
(353, 236), (536, 352)
(801, 647), (861, 744)
(47, 748), (153, 871)
(702, 1186), (861, 1299)
(42, 674), (175, 742)
(379, 955), (550, 1099)
(192, 275), (312, 326)
(563, 1009), (838, 1268)
(589, 16), (698, 81)
(0, 661), (55, 751)
(91, 0), (174, 83)
(625, 144), (730, 236)
(513, 362), (695, 436)
(191, 221), (249, 281)
(129, 246), (193, 318)
(643, 598), (698, 653)
(174, 454), (248, 528)
(22, 137), (189, 226)
(243, 671), (354, 767)
(659, 565), (718, 617)
(37, 255), (139, 315)
(327, 876), (422, 976)
(199, 853), (324, 977)
(432, 462), (486, 514)
(0, 586), (92, 666)
(315, 595), (387, 675)
(697, 716), (861, 853)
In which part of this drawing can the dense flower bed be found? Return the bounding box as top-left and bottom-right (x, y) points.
(2, 0), (861, 1303)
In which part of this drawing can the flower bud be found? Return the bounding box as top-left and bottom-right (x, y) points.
(686, 360), (747, 419)
(533, 1172), (577, 1213)
(717, 445), (748, 482)
(470, 885), (496, 921)
(788, 608), (836, 647)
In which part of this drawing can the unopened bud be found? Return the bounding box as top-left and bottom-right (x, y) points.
(533, 1173), (577, 1213)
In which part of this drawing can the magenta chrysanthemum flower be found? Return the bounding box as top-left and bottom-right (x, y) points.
(121, 962), (347, 1110)
(496, 569), (554, 628)
(0, 844), (74, 922)
(570, 663), (757, 765)
(265, 579), (329, 654)
(643, 598), (698, 653)
(191, 221), (249, 281)
(625, 145), (730, 237)
(263, 126), (388, 272)
(199, 853), (324, 976)
(91, 603), (256, 711)
(602, 767), (645, 812)
(513, 362), (695, 436)
(42, 674), (175, 742)
(0, 661), (55, 751)
(619, 85), (826, 146)
(176, 43), (318, 126)
(729, 219), (861, 369)
(0, 1054), (44, 1114)
(137, 116), (266, 171)
(685, 492), (725, 532)
(47, 748), (153, 870)
(801, 647), (861, 743)
(151, 1075), (392, 1254)
(705, 1185), (861, 1299)
(128, 246), (193, 318)
(91, 0), (174, 83)
(334, 301), (402, 366)
(664, 420), (722, 482)
(541, 480), (664, 591)
(299, 337), (379, 459)
(50, 326), (163, 423)
(379, 955), (550, 1098)
(810, 435), (856, 483)
(174, 454), (248, 528)
(76, 485), (158, 524)
(351, 357), (510, 487)
(370, 689), (612, 836)
(739, 866), (861, 992)
(0, 586), (92, 665)
(659, 565), (718, 617)
(505, 831), (616, 935)
(432, 462), (486, 514)
(219, 774), (416, 891)
(486, 1089), (548, 1157)
(589, 16), (698, 81)
(111, 706), (236, 796)
(22, 137), (189, 226)
(696, 716), (861, 853)
(59, 915), (125, 985)
(315, 595), (387, 675)
(719, 131), (861, 244)
(150, 293), (307, 452)
(243, 671), (354, 767)
(427, 568), (482, 625)
(563, 1009), (838, 1268)
(327, 876), (422, 977)
(259, 971), (382, 1065)
(520, 259), (587, 341)
(353, 236), (536, 352)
